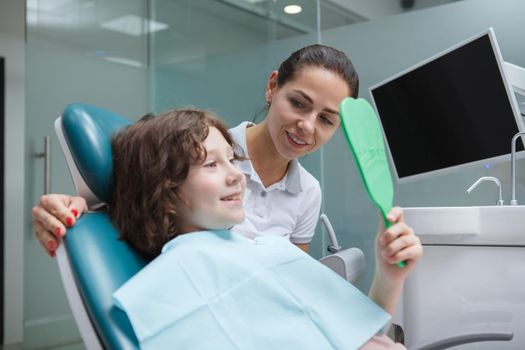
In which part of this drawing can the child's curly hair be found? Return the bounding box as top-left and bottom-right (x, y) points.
(110, 108), (241, 259)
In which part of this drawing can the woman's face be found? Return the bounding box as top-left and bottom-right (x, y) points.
(178, 127), (246, 233)
(265, 66), (350, 160)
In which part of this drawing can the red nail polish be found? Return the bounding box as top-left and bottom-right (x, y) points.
(55, 227), (61, 237)
(71, 209), (78, 218)
(66, 217), (73, 227)
(50, 250), (56, 258)
(47, 241), (56, 252)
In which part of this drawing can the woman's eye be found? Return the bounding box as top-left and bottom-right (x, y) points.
(204, 161), (217, 168)
(320, 115), (334, 126)
(290, 98), (305, 109)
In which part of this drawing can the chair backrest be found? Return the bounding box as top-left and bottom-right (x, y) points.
(55, 103), (149, 350)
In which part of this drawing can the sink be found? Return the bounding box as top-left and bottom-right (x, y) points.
(404, 206), (525, 245)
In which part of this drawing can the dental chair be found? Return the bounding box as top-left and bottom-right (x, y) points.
(54, 103), (145, 350)
(54, 103), (369, 350)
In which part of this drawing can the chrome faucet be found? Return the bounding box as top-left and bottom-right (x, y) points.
(466, 176), (504, 206)
(510, 131), (525, 205)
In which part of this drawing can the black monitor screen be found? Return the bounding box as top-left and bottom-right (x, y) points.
(371, 32), (523, 180)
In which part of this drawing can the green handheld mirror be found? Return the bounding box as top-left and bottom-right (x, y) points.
(340, 97), (406, 268)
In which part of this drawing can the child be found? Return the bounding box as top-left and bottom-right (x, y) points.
(110, 108), (407, 349)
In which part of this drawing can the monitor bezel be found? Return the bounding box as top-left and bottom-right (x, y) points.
(369, 28), (525, 183)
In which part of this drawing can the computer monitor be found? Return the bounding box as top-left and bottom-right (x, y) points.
(370, 28), (524, 183)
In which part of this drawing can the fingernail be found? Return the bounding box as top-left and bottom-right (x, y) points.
(66, 217), (73, 227)
(47, 241), (56, 252)
(55, 227), (62, 237)
(50, 250), (56, 258)
(71, 209), (78, 218)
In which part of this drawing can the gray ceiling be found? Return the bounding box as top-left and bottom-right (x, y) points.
(26, 0), (463, 67)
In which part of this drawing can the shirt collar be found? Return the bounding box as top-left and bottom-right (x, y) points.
(230, 121), (303, 194)
(284, 160), (302, 194)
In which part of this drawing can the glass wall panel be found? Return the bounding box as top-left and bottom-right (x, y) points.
(27, 0), (149, 67)
(25, 0), (149, 348)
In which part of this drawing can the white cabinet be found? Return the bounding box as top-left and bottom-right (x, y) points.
(396, 207), (525, 349)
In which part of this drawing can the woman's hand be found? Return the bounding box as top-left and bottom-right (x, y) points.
(369, 206), (422, 315)
(375, 206), (422, 283)
(32, 194), (88, 257)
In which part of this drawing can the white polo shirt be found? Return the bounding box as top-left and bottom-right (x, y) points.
(229, 122), (322, 244)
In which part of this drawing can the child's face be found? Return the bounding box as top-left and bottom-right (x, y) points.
(178, 127), (246, 233)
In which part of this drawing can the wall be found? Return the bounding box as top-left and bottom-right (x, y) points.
(0, 0), (25, 345)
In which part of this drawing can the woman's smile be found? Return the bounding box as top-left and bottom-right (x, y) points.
(285, 130), (310, 148)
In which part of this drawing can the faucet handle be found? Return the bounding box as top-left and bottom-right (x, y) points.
(466, 176), (504, 206)
(510, 131), (525, 206)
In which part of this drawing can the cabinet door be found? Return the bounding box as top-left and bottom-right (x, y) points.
(401, 245), (525, 349)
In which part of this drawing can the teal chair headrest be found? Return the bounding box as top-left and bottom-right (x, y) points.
(62, 103), (133, 203)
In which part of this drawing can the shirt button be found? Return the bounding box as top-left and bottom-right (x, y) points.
(261, 191), (267, 197)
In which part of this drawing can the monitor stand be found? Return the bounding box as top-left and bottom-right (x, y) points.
(504, 61), (525, 132)
(504, 61), (525, 97)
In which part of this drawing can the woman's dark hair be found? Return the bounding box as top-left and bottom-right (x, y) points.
(277, 44), (359, 97)
(252, 44), (359, 122)
(110, 108), (238, 259)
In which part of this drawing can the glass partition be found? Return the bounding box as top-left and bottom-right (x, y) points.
(27, 0), (149, 67)
(25, 0), (149, 348)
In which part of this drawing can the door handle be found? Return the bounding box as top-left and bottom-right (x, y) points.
(35, 136), (50, 194)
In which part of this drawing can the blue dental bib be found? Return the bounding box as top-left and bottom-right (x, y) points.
(113, 230), (390, 350)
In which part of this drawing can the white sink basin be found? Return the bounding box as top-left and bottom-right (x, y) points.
(404, 206), (525, 245)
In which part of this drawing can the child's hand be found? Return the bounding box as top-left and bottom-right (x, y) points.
(375, 207), (422, 282)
